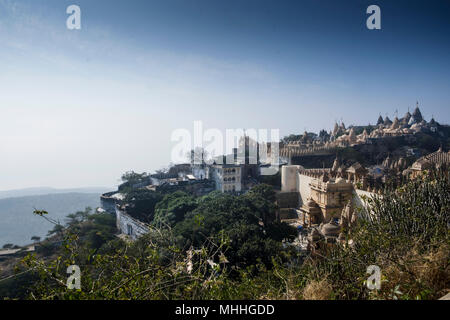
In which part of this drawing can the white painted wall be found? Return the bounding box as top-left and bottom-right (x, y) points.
(298, 173), (313, 206)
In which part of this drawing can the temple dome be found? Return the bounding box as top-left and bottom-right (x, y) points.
(412, 104), (423, 123)
(376, 115), (384, 125)
(384, 116), (393, 126)
(402, 111), (411, 123)
(333, 123), (339, 136)
(391, 117), (400, 129)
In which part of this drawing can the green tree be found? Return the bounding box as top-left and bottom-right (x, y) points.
(121, 171), (148, 186)
(173, 191), (293, 269)
(123, 189), (163, 222)
(244, 184), (277, 225)
(13, 170), (449, 300)
(152, 191), (197, 228)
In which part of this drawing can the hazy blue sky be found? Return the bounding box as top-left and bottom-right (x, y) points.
(0, 0), (449, 190)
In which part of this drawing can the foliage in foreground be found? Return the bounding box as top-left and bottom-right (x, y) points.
(4, 172), (450, 300)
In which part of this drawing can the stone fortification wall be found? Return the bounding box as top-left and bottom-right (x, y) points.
(100, 191), (120, 214)
(115, 206), (150, 240)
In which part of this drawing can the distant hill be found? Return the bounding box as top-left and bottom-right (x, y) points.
(0, 193), (103, 247)
(0, 187), (110, 199)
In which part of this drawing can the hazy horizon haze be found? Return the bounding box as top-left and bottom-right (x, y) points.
(1, 0), (449, 190)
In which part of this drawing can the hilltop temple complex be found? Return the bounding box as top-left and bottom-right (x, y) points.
(279, 103), (442, 163)
(275, 103), (449, 252)
(101, 102), (449, 251)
